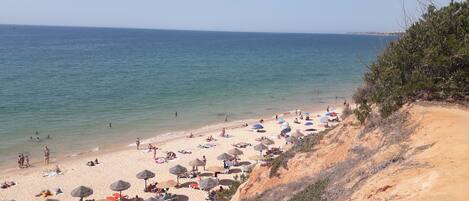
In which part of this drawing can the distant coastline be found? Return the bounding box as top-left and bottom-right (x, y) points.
(347, 31), (403, 36)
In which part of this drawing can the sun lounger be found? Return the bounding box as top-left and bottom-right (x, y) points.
(155, 157), (167, 164)
(178, 149), (192, 154)
(233, 142), (251, 148)
(198, 143), (217, 149)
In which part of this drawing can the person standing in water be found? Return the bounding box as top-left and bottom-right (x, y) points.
(109, 122), (112, 128)
(175, 111), (178, 118)
(136, 138), (141, 150)
(43, 146), (50, 165)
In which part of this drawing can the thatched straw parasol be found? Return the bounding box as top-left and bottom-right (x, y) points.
(70, 185), (93, 201)
(136, 169), (155, 189)
(169, 165), (187, 185)
(254, 143), (268, 155)
(217, 153), (234, 161)
(110, 180), (131, 198)
(261, 138), (274, 145)
(188, 158), (205, 167)
(228, 148), (243, 156)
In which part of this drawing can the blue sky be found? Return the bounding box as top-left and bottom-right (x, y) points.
(0, 0), (456, 33)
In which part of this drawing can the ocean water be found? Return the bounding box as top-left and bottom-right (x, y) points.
(0, 25), (395, 167)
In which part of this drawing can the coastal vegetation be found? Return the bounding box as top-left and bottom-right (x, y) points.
(269, 127), (332, 178)
(288, 178), (329, 201)
(353, 1), (469, 122)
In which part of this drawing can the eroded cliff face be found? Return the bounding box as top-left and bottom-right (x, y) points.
(233, 103), (469, 201)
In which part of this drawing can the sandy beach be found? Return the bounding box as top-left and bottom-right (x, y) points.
(0, 104), (343, 201)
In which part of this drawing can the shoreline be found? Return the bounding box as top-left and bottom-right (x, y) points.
(0, 101), (344, 201)
(1, 100), (345, 174)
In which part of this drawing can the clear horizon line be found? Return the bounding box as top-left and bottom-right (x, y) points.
(0, 23), (400, 35)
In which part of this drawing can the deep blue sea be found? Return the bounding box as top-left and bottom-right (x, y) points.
(0, 25), (395, 167)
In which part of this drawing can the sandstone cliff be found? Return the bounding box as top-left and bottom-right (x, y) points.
(233, 103), (469, 201)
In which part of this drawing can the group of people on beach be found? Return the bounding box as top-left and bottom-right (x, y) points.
(17, 153), (30, 168)
(17, 130), (52, 169)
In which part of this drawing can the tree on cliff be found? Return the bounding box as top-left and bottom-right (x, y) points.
(354, 1), (469, 122)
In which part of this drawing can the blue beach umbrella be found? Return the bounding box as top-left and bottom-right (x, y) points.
(276, 117), (285, 124)
(252, 123), (264, 130)
(281, 126), (291, 134)
(319, 116), (328, 123)
(304, 121), (314, 126)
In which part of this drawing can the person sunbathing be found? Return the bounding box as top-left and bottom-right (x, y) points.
(293, 118), (300, 124)
(206, 135), (215, 142)
(35, 189), (52, 197)
(178, 149), (192, 154)
(86, 161), (95, 166)
(54, 165), (62, 173)
(166, 152), (177, 160)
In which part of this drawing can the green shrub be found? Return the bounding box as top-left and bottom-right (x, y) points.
(215, 180), (242, 201)
(288, 178), (329, 201)
(269, 128), (332, 178)
(354, 1), (469, 121)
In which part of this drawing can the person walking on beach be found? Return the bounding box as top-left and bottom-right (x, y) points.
(202, 155), (207, 170)
(43, 146), (50, 165)
(225, 115), (228, 122)
(175, 111), (178, 118)
(136, 138), (141, 150)
(109, 122), (112, 128)
(153, 148), (157, 159)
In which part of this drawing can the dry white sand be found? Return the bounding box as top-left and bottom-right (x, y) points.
(0, 105), (342, 201)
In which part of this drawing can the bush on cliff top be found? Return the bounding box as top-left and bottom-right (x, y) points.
(354, 1), (469, 122)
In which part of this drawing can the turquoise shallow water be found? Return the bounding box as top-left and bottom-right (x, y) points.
(0, 25), (395, 167)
